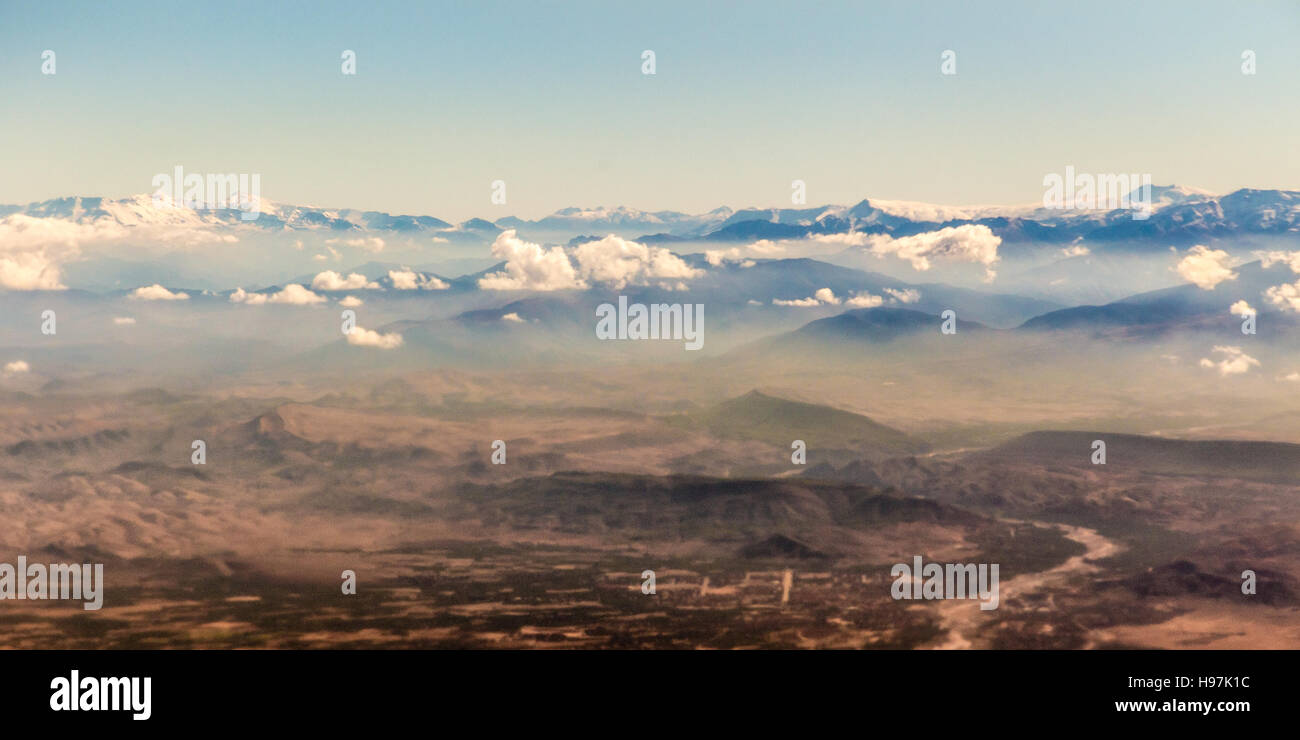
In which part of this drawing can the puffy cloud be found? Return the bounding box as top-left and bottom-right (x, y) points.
(774, 287), (842, 307)
(0, 251), (67, 290)
(772, 296), (821, 307)
(129, 284), (189, 301)
(1198, 345), (1259, 376)
(571, 234), (700, 288)
(884, 287), (921, 304)
(845, 292), (884, 308)
(706, 240), (783, 265)
(861, 225), (1002, 280)
(1229, 300), (1256, 317)
(311, 271), (379, 291)
(0, 213), (127, 290)
(479, 231), (700, 291)
(1175, 245), (1237, 290)
(1264, 280), (1300, 312)
(231, 285), (326, 305)
(4, 360), (30, 374)
(479, 231), (582, 290)
(809, 232), (871, 247)
(812, 288), (840, 305)
(1061, 245), (1091, 257)
(339, 295), (363, 307)
(1252, 246), (1300, 313)
(705, 247), (755, 267)
(1256, 250), (1300, 273)
(113, 316), (136, 325)
(745, 239), (787, 255)
(346, 326), (403, 349)
(501, 312), (525, 322)
(268, 284), (326, 305)
(229, 287), (267, 305)
(389, 269), (449, 290)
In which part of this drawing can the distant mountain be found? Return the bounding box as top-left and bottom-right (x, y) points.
(680, 258), (1059, 327)
(513, 205), (735, 237)
(1019, 260), (1300, 338)
(688, 390), (930, 459)
(453, 471), (980, 546)
(9, 186), (1292, 247)
(760, 306), (986, 348)
(980, 431), (1300, 483)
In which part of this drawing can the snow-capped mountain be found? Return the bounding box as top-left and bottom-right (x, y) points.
(2, 187), (1295, 246)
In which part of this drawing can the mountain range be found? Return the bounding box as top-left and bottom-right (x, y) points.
(5, 186), (1297, 245)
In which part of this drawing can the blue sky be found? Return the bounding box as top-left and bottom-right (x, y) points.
(1, 0), (1297, 219)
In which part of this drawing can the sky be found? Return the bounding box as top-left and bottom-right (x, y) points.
(1, 0), (1298, 220)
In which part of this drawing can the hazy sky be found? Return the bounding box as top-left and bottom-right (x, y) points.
(2, 0), (1297, 220)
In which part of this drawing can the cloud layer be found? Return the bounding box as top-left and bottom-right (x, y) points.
(479, 231), (699, 291)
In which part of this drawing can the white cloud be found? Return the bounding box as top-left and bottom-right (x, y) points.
(1061, 245), (1091, 257)
(1264, 280), (1300, 312)
(479, 231), (582, 291)
(229, 287), (267, 305)
(129, 284), (189, 301)
(268, 284), (326, 305)
(311, 271), (380, 291)
(705, 244), (766, 266)
(1198, 345), (1260, 376)
(745, 239), (787, 255)
(501, 312), (525, 322)
(346, 326), (403, 349)
(1229, 300), (1255, 317)
(705, 247), (746, 266)
(3, 360), (30, 374)
(478, 231), (700, 291)
(845, 292), (884, 308)
(884, 287), (921, 304)
(571, 234), (700, 289)
(774, 287), (842, 307)
(861, 224), (1002, 281)
(812, 288), (840, 305)
(1281, 372), (1300, 382)
(0, 213), (129, 290)
(1175, 245), (1237, 290)
(113, 316), (136, 325)
(1256, 250), (1300, 273)
(389, 268), (449, 290)
(772, 296), (821, 307)
(339, 295), (363, 307)
(231, 285), (326, 305)
(809, 232), (871, 247)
